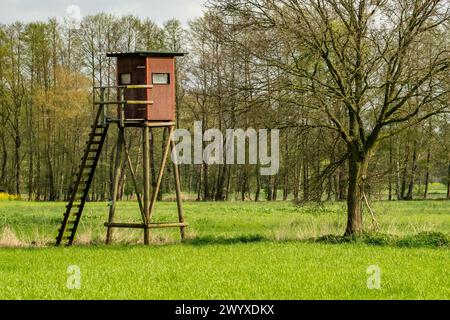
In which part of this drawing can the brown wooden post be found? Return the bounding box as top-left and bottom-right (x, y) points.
(119, 88), (125, 128)
(121, 130), (146, 223)
(148, 126), (175, 222)
(143, 126), (150, 244)
(106, 128), (124, 244)
(170, 131), (186, 240)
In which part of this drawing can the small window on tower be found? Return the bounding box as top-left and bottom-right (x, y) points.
(119, 73), (132, 85)
(152, 73), (170, 85)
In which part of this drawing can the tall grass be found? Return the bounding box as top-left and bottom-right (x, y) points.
(0, 200), (449, 247)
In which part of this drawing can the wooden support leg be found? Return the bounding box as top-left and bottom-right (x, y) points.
(121, 130), (146, 224)
(143, 126), (151, 245)
(106, 128), (124, 244)
(170, 137), (186, 240)
(148, 126), (175, 222)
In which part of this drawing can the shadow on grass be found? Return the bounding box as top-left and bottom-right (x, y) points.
(313, 231), (450, 248)
(184, 231), (450, 248)
(56, 232), (450, 249)
(6, 231), (448, 249)
(185, 234), (268, 246)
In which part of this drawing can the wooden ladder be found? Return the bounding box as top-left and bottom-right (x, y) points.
(56, 106), (109, 246)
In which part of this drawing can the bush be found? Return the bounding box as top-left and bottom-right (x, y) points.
(315, 234), (350, 244)
(396, 232), (449, 248)
(360, 233), (392, 246)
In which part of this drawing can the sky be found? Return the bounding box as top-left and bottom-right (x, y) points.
(0, 0), (205, 26)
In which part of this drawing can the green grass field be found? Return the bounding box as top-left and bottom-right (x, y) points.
(1, 199), (450, 299)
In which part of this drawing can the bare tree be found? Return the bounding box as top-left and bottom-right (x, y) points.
(213, 0), (449, 234)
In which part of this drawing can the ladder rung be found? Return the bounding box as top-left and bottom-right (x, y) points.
(60, 219), (75, 225)
(79, 158), (96, 163)
(58, 228), (73, 233)
(64, 208), (78, 215)
(63, 210), (79, 217)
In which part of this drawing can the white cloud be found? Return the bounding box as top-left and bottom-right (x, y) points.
(0, 0), (204, 26)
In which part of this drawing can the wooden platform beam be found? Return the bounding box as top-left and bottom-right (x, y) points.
(104, 222), (189, 229)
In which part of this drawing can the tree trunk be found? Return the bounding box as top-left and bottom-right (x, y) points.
(225, 166), (231, 201)
(447, 161), (450, 199)
(388, 141), (393, 200)
(395, 140), (402, 200)
(27, 100), (34, 200)
(327, 174), (333, 201)
(196, 165), (202, 201)
(405, 140), (418, 200)
(283, 170), (289, 200)
(266, 176), (272, 201)
(272, 175), (278, 201)
(400, 143), (410, 199)
(0, 133), (7, 190)
(215, 163), (227, 201)
(46, 148), (55, 201)
(293, 163), (300, 202)
(302, 159), (309, 201)
(333, 174), (339, 201)
(423, 147), (431, 199)
(255, 164), (261, 202)
(345, 150), (368, 236)
(203, 162), (210, 201)
(14, 133), (21, 196)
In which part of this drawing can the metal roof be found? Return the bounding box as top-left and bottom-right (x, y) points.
(106, 51), (186, 58)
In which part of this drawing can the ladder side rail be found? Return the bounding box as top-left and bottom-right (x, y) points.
(65, 100), (107, 243)
(68, 123), (109, 245)
(56, 102), (107, 245)
(56, 132), (95, 244)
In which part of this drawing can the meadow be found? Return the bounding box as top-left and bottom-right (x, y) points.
(1, 197), (450, 299)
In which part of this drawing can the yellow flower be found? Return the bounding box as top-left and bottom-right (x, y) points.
(0, 193), (20, 201)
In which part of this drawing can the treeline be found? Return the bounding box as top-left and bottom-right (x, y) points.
(0, 4), (449, 203)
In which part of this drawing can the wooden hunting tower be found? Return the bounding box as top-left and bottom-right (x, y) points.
(56, 51), (187, 246)
(109, 51), (183, 121)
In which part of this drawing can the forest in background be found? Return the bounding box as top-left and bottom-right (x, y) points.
(0, 1), (449, 206)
